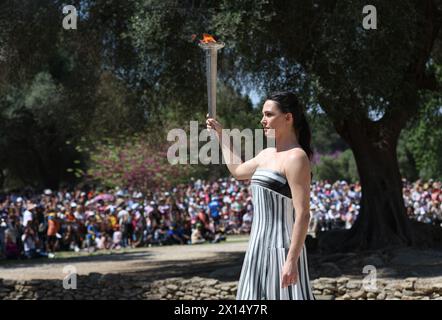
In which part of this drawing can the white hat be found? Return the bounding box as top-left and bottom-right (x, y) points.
(44, 189), (52, 195)
(116, 190), (124, 197)
(70, 202), (77, 208)
(74, 211), (84, 220)
(16, 197), (23, 203)
(118, 209), (128, 218)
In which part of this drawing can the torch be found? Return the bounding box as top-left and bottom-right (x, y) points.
(199, 34), (225, 119)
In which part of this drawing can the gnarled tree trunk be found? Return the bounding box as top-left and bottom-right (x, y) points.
(345, 125), (413, 249)
(318, 115), (414, 252)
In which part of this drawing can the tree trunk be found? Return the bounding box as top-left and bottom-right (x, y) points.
(346, 133), (414, 249)
(316, 106), (442, 252)
(0, 169), (5, 190)
(318, 118), (415, 252)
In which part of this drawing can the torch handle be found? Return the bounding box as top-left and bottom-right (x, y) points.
(206, 49), (217, 119)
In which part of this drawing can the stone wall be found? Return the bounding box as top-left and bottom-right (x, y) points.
(312, 277), (442, 300)
(1, 275), (441, 300)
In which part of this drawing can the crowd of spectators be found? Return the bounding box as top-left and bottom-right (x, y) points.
(0, 176), (440, 260)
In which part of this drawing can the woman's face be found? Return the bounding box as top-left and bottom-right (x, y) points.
(260, 100), (292, 138)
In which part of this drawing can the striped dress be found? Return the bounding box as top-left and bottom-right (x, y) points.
(236, 168), (315, 300)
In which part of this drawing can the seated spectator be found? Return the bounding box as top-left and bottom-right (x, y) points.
(5, 233), (20, 259)
(166, 224), (185, 245)
(191, 223), (206, 245)
(240, 211), (253, 234)
(211, 226), (227, 244)
(96, 232), (110, 250)
(21, 226), (37, 259)
(111, 228), (122, 250)
(62, 224), (80, 252)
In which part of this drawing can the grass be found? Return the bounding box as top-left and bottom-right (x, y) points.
(0, 234), (250, 266)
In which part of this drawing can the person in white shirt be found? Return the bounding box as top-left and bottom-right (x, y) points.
(22, 203), (36, 228)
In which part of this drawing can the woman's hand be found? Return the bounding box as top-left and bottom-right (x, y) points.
(281, 259), (299, 288)
(206, 113), (223, 138)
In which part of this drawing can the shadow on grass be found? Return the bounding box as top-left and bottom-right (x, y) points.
(0, 249), (156, 269)
(0, 236), (250, 270)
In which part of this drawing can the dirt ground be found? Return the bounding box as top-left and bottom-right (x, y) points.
(1, 235), (442, 283)
(0, 236), (250, 281)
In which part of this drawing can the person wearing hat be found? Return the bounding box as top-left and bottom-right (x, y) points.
(16, 197), (23, 205)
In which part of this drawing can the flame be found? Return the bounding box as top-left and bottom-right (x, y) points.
(200, 33), (217, 44)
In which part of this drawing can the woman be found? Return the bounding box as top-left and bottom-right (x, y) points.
(206, 91), (315, 300)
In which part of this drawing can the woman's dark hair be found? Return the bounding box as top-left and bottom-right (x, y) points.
(267, 91), (313, 179)
(266, 91), (313, 159)
(266, 91), (314, 178)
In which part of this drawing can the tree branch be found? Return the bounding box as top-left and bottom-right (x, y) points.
(414, 0), (441, 90)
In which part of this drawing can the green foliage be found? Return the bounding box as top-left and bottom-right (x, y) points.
(217, 84), (258, 130)
(313, 149), (359, 182)
(0, 0), (440, 191)
(128, 0), (209, 120)
(0, 0), (147, 190)
(397, 133), (420, 182)
(398, 91), (442, 181)
(212, 1), (422, 115)
(309, 112), (348, 154)
(0, 71), (85, 189)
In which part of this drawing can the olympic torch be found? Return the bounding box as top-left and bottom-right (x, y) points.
(198, 34), (225, 119)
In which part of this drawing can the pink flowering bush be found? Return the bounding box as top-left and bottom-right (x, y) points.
(86, 133), (191, 193)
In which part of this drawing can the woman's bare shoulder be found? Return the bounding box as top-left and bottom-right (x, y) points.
(287, 147), (308, 159)
(282, 148), (310, 176)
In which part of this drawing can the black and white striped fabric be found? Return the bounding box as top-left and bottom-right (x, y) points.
(236, 168), (315, 300)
